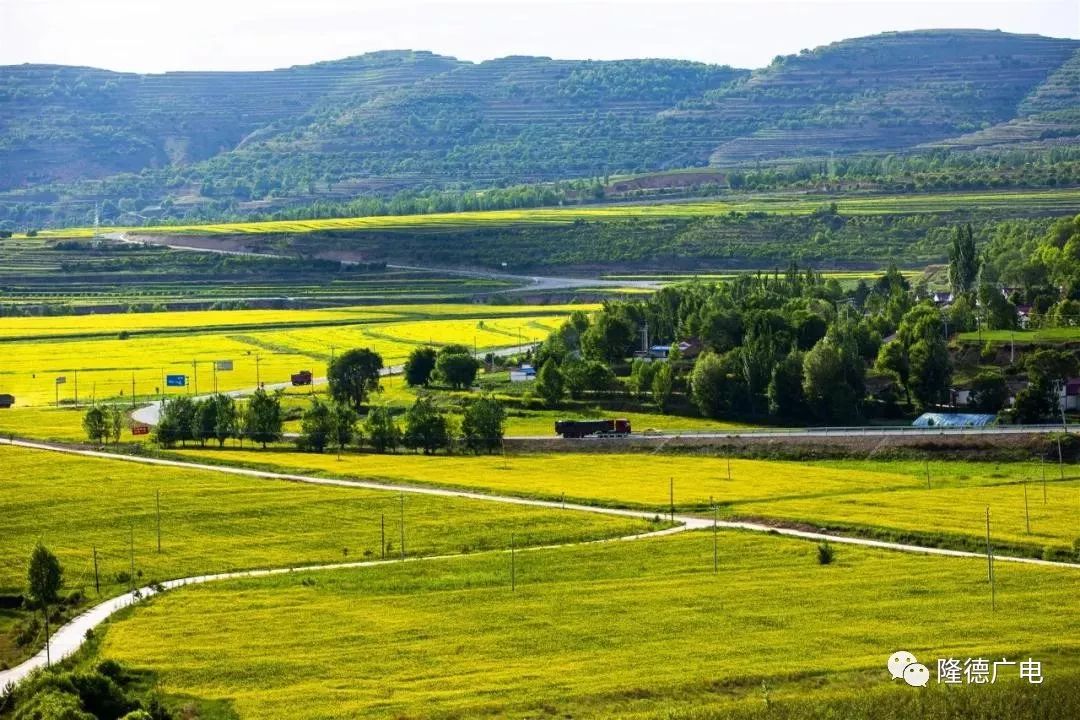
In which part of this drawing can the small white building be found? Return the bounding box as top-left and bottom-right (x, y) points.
(510, 364), (536, 382)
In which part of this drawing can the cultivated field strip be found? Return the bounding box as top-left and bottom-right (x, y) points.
(28, 188), (1080, 239)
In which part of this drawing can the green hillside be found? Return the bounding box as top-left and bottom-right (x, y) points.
(0, 51), (460, 191)
(700, 30), (1079, 163)
(1, 29), (1078, 229)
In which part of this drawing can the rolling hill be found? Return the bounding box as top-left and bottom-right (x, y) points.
(1, 29), (1078, 228)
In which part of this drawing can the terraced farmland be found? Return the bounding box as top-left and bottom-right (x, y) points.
(0, 236), (521, 311)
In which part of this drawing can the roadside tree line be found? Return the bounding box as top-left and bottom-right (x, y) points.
(81, 344), (502, 454)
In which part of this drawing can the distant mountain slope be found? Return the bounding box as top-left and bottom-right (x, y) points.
(700, 30), (1079, 163)
(203, 56), (747, 189)
(0, 51), (461, 190)
(925, 46), (1080, 150)
(0, 29), (1077, 226)
(1020, 47), (1080, 114)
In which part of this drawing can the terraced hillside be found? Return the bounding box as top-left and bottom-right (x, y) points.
(2, 30), (1078, 228)
(0, 51), (459, 190)
(931, 47), (1080, 150)
(701, 30), (1080, 163)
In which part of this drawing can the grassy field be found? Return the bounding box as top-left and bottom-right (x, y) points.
(28, 189), (1080, 239)
(0, 308), (580, 406)
(173, 449), (1080, 556)
(500, 404), (747, 435)
(958, 327), (1080, 344)
(91, 530), (1080, 719)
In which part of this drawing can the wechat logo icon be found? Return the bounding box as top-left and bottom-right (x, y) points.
(888, 650), (930, 687)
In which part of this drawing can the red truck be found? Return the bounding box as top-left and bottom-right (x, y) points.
(290, 370), (313, 386)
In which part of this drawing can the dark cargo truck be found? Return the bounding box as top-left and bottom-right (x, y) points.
(291, 370), (313, 386)
(555, 418), (631, 438)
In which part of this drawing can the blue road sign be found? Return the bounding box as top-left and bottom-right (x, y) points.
(166, 374), (187, 387)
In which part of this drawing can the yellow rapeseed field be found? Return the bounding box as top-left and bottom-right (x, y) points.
(0, 308), (583, 406)
(95, 530), (1080, 719)
(176, 449), (1080, 552)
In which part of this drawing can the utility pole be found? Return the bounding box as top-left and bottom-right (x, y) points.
(192, 360), (198, 396)
(925, 459), (931, 490)
(712, 496), (718, 574)
(129, 523), (135, 594)
(727, 456), (732, 482)
(1023, 480), (1030, 534)
(1058, 437), (1065, 480)
(131, 373), (136, 409)
(380, 513), (385, 560)
(255, 355), (261, 387)
(74, 369), (79, 409)
(92, 546), (100, 595)
(399, 494), (405, 560)
(985, 507), (994, 612)
(669, 477), (674, 522)
(511, 533), (516, 592)
(156, 489), (162, 553)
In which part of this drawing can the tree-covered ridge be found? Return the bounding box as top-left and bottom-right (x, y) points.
(260, 210), (1055, 271)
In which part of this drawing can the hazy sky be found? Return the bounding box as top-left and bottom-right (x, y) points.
(2, 0), (1078, 73)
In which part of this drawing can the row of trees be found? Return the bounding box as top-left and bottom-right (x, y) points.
(87, 386), (506, 456)
(358, 396), (506, 455)
(152, 390), (281, 448)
